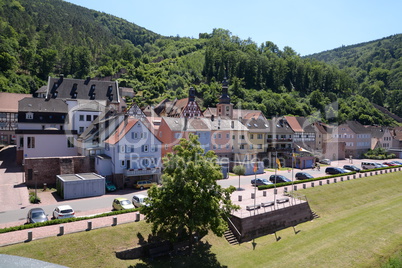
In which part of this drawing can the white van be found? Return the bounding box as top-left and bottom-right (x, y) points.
(361, 162), (377, 170)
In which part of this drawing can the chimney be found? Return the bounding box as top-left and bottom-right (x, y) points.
(84, 77), (91, 85)
(211, 115), (215, 122)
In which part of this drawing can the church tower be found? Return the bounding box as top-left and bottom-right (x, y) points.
(217, 77), (233, 118)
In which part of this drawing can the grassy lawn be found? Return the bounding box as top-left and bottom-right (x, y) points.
(0, 173), (401, 267)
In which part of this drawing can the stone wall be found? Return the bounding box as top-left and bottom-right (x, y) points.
(24, 156), (92, 188)
(229, 202), (313, 242)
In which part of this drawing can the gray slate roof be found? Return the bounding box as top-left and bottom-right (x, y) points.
(18, 97), (68, 113)
(43, 76), (120, 103)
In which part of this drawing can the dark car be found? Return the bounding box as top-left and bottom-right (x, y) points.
(391, 161), (402, 165)
(269, 175), (291, 184)
(27, 208), (49, 224)
(295, 172), (314, 180)
(251, 178), (273, 186)
(343, 165), (361, 172)
(325, 167), (349, 175)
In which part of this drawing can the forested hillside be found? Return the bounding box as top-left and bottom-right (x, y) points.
(0, 0), (398, 126)
(308, 34), (402, 117)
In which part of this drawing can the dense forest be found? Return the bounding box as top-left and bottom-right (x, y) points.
(0, 0), (400, 126)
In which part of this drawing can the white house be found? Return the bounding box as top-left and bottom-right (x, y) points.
(95, 117), (162, 188)
(16, 97), (77, 164)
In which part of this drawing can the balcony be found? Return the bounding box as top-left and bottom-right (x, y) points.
(124, 167), (161, 176)
(267, 138), (292, 142)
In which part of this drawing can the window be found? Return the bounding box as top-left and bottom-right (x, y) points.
(226, 133), (229, 139)
(93, 115), (98, 121)
(79, 115), (84, 121)
(174, 133), (182, 139)
(213, 145), (216, 149)
(218, 134), (221, 139)
(27, 137), (35, 148)
(240, 144), (245, 149)
(257, 144), (262, 149)
(121, 160), (125, 167)
(240, 135), (245, 139)
(0, 113), (6, 118)
(250, 144), (253, 149)
(79, 127), (84, 133)
(105, 143), (109, 151)
(86, 115), (91, 121)
(132, 132), (138, 139)
(250, 134), (254, 139)
(257, 134), (263, 139)
(141, 132), (148, 139)
(26, 112), (33, 120)
(67, 137), (74, 148)
(142, 145), (149, 152)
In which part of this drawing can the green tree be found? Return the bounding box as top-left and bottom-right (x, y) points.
(142, 134), (239, 252)
(232, 165), (245, 190)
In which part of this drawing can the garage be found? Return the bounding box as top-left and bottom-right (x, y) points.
(56, 173), (105, 200)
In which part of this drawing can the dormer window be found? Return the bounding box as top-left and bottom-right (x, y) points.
(26, 112), (33, 120)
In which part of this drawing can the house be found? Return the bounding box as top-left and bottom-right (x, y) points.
(76, 109), (125, 156)
(158, 117), (211, 157)
(328, 121), (371, 159)
(96, 118), (162, 188)
(154, 87), (203, 118)
(284, 116), (316, 152)
(0, 92), (32, 145)
(36, 75), (125, 112)
(366, 125), (393, 151)
(15, 97), (77, 164)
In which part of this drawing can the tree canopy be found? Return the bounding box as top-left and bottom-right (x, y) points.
(141, 134), (238, 248)
(0, 0), (400, 126)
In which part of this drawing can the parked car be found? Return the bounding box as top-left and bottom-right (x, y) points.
(361, 161), (377, 170)
(52, 205), (75, 219)
(112, 198), (135, 210)
(383, 162), (397, 166)
(391, 161), (402, 165)
(295, 172), (314, 180)
(325, 167), (349, 175)
(27, 208), (49, 224)
(133, 180), (156, 190)
(250, 178), (273, 186)
(319, 159), (331, 165)
(269, 175), (291, 184)
(343, 165), (361, 172)
(375, 163), (388, 168)
(132, 194), (149, 207)
(105, 180), (117, 192)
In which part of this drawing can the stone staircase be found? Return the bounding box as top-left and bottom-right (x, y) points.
(224, 229), (239, 245)
(311, 210), (320, 219)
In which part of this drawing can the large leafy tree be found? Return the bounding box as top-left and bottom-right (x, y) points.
(142, 134), (238, 250)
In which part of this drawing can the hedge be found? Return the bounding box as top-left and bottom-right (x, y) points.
(0, 208), (140, 234)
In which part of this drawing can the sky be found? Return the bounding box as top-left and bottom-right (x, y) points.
(65, 0), (402, 56)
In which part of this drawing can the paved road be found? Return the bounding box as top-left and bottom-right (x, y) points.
(1, 145), (400, 227)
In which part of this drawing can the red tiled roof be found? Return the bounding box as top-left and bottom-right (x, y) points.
(105, 118), (139, 144)
(284, 116), (303, 132)
(0, 92), (32, 113)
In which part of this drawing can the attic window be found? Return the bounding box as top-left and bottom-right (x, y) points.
(107, 86), (113, 94)
(264, 124), (269, 128)
(254, 124), (258, 127)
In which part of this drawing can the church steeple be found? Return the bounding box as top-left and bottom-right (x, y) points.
(217, 77), (233, 118)
(219, 77), (230, 104)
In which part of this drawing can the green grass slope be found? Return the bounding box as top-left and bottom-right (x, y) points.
(0, 173), (400, 267)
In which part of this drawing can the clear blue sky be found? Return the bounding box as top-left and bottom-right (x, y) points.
(65, 0), (401, 56)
